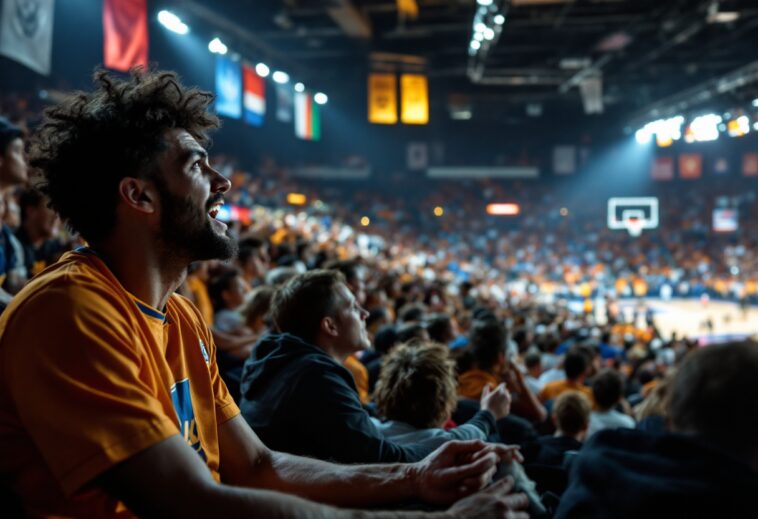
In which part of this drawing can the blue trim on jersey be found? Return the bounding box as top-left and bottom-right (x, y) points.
(135, 300), (167, 322)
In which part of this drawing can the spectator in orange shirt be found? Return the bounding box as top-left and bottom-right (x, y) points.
(539, 348), (594, 405)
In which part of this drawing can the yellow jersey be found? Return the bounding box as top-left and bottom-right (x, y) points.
(0, 248), (239, 517)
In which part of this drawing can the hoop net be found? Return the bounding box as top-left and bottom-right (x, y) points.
(625, 218), (643, 237)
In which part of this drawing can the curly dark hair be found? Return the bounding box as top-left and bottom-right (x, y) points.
(29, 68), (219, 244)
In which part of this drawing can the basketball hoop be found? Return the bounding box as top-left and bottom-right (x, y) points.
(625, 218), (643, 237)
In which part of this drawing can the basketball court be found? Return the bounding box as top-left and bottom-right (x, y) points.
(623, 298), (758, 344)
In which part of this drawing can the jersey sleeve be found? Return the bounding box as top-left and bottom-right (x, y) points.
(2, 283), (180, 496)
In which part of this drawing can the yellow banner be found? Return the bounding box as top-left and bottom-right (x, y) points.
(401, 74), (428, 125)
(368, 73), (398, 124)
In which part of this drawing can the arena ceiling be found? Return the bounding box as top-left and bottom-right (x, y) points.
(169, 0), (758, 125)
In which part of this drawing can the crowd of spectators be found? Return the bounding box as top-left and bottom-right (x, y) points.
(2, 78), (758, 517)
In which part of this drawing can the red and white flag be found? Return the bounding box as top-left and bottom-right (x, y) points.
(242, 64), (265, 126)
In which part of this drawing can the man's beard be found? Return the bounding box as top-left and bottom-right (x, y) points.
(157, 186), (238, 263)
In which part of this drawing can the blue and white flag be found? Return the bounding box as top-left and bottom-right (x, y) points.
(215, 56), (241, 119)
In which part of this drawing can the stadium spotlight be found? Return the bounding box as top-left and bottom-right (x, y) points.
(474, 22), (487, 33)
(477, 0), (493, 5)
(208, 37), (227, 55)
(255, 63), (270, 77)
(690, 114), (722, 142)
(486, 203), (520, 216)
(470, 40), (482, 50)
(294, 82), (305, 93)
(158, 10), (189, 35)
(494, 14), (505, 25)
(635, 128), (652, 145)
(483, 28), (495, 40)
(727, 115), (750, 137)
(314, 92), (328, 105)
(272, 71), (290, 84)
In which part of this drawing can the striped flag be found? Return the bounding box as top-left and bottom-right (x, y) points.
(242, 64), (265, 126)
(295, 92), (320, 141)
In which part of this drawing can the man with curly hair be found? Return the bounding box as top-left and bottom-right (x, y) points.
(0, 69), (528, 518)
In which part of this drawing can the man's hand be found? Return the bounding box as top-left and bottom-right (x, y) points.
(409, 440), (524, 506)
(443, 477), (529, 519)
(481, 383), (511, 420)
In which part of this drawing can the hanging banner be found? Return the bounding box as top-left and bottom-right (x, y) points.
(103, 0), (148, 72)
(276, 83), (293, 123)
(215, 56), (242, 119)
(295, 92), (321, 141)
(743, 153), (758, 177)
(713, 157), (729, 175)
(242, 63), (265, 126)
(368, 73), (397, 124)
(0, 0), (55, 75)
(553, 146), (577, 175)
(407, 142), (428, 171)
(678, 153), (702, 179)
(651, 156), (674, 181)
(401, 74), (429, 125)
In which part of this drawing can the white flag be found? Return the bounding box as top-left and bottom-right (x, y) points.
(0, 0), (55, 75)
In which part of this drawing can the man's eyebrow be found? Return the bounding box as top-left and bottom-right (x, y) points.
(182, 148), (208, 162)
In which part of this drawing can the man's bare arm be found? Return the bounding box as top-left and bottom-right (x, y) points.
(217, 415), (517, 508)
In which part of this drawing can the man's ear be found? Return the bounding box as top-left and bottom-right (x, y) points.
(118, 177), (157, 215)
(321, 315), (339, 337)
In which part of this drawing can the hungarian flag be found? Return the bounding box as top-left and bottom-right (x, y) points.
(103, 0), (148, 72)
(295, 92), (320, 141)
(242, 64), (265, 126)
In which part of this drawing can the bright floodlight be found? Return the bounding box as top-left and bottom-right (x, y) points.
(255, 63), (270, 77)
(635, 128), (652, 145)
(494, 14), (505, 25)
(470, 40), (482, 50)
(314, 92), (328, 105)
(474, 22), (487, 33)
(477, 0), (493, 5)
(483, 27), (495, 40)
(690, 114), (722, 142)
(272, 71), (290, 84)
(294, 82), (305, 92)
(208, 37), (227, 55)
(158, 10), (189, 35)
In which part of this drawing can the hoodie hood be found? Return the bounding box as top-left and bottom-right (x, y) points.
(240, 332), (345, 401)
(557, 428), (758, 519)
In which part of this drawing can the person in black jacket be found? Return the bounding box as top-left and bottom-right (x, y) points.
(239, 269), (516, 464)
(557, 340), (758, 518)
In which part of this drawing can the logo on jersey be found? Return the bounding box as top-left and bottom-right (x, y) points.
(199, 339), (210, 363)
(171, 379), (207, 461)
